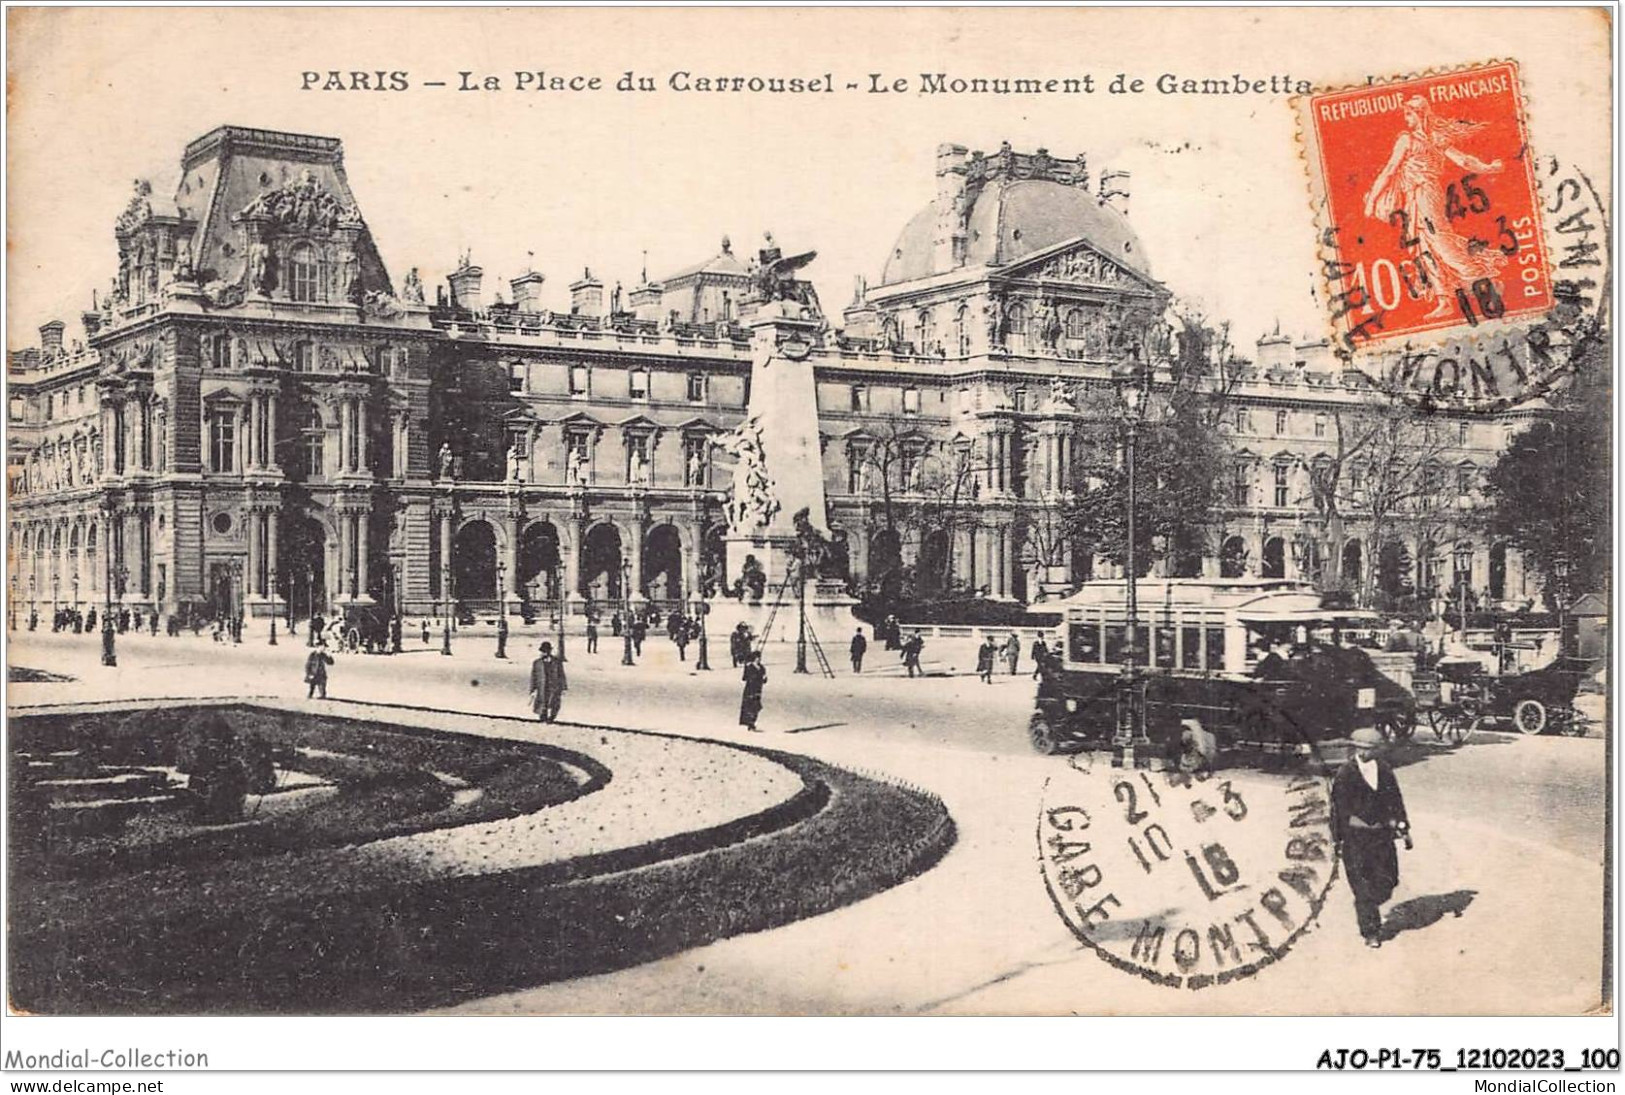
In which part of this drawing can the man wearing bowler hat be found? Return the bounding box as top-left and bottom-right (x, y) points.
(1332, 726), (1412, 948)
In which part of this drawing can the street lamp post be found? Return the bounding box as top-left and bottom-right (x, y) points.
(554, 561), (567, 663)
(29, 575), (37, 629)
(441, 562), (453, 656)
(794, 548), (810, 675)
(390, 563), (403, 654)
(621, 560), (635, 666)
(268, 567), (278, 646)
(229, 559), (243, 644)
(1113, 369), (1152, 765)
(692, 589), (710, 671)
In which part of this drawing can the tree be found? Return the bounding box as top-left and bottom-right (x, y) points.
(1064, 308), (1237, 577)
(1483, 350), (1611, 616)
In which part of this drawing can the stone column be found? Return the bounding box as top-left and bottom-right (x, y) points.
(357, 400), (369, 474)
(247, 507), (263, 598)
(267, 393), (279, 473)
(438, 509), (454, 607)
(506, 512), (523, 609)
(267, 511), (280, 605)
(629, 517), (646, 601)
(564, 520), (582, 605)
(356, 509), (370, 600)
(335, 509), (351, 601)
(139, 511), (152, 596)
(999, 523), (1014, 599)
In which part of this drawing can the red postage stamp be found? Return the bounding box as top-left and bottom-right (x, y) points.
(1302, 61), (1553, 350)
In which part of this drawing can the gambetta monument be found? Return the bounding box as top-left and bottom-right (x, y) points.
(708, 235), (858, 649)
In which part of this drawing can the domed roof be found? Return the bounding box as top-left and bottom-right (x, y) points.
(879, 177), (1152, 287)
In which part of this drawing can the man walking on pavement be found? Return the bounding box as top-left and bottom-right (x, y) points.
(304, 647), (334, 699)
(902, 631), (925, 678)
(586, 616), (599, 653)
(529, 641), (568, 723)
(1332, 727), (1412, 948)
(850, 627), (867, 673)
(1031, 635), (1051, 679)
(631, 616), (647, 658)
(495, 614), (509, 659)
(1003, 631), (1022, 675)
(976, 636), (998, 684)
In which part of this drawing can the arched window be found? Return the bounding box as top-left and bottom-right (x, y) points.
(1065, 308), (1088, 339)
(303, 408), (325, 478)
(954, 305), (970, 356)
(1007, 303), (1029, 347)
(917, 309), (935, 353)
(289, 244), (322, 303)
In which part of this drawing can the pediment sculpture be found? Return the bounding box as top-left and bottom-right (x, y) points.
(240, 169), (362, 233)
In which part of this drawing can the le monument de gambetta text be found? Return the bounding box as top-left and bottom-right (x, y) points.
(300, 69), (1315, 96)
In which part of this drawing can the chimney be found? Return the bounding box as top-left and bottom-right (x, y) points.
(81, 310), (103, 338)
(510, 271), (545, 313)
(1255, 331), (1293, 370)
(932, 144), (970, 272)
(570, 267), (604, 317)
(1098, 169), (1132, 215)
(39, 321), (64, 357)
(447, 261), (484, 311)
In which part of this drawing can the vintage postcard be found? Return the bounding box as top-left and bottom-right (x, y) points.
(3, 3), (1616, 1073)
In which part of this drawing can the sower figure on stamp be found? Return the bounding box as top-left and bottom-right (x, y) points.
(1332, 727), (1412, 948)
(529, 641), (567, 723)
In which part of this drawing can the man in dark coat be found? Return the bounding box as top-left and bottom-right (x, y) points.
(495, 614), (509, 659)
(976, 636), (998, 684)
(1332, 727), (1412, 947)
(739, 651), (767, 731)
(586, 616), (599, 653)
(630, 617), (647, 657)
(730, 622), (750, 668)
(304, 648), (334, 699)
(529, 641), (568, 723)
(1030, 636), (1051, 679)
(849, 627), (868, 673)
(902, 631), (925, 678)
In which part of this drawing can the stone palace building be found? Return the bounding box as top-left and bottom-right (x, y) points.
(7, 126), (1543, 628)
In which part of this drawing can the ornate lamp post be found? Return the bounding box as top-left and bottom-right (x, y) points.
(104, 563), (127, 666)
(1113, 366), (1152, 765)
(621, 559), (635, 666)
(495, 561), (509, 659)
(29, 574), (37, 629)
(691, 588), (710, 671)
(268, 565), (278, 646)
(390, 563), (403, 654)
(554, 561), (567, 663)
(228, 559), (244, 644)
(441, 561), (453, 656)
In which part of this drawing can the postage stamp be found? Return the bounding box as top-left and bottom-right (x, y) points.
(1302, 61), (1551, 349)
(1038, 753), (1337, 990)
(1296, 61), (1609, 413)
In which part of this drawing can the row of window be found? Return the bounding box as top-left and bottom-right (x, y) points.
(1067, 622), (1228, 672)
(206, 334), (404, 375)
(1234, 408), (1490, 448)
(534, 365), (709, 403)
(29, 385), (95, 423)
(1229, 461), (1479, 508)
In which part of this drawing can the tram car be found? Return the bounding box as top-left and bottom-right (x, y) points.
(1029, 578), (1414, 759)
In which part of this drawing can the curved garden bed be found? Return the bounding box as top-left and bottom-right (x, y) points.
(8, 705), (956, 1014)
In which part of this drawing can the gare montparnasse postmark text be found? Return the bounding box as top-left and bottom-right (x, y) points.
(299, 69), (1315, 96)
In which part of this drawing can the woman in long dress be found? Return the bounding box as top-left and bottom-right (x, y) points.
(739, 651), (767, 732)
(1363, 95), (1506, 318)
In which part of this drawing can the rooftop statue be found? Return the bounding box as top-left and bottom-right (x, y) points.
(752, 232), (821, 312)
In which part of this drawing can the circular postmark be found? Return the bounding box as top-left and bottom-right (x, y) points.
(1296, 62), (1610, 413)
(1037, 750), (1336, 990)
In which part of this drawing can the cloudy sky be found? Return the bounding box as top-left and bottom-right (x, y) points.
(7, 7), (1609, 356)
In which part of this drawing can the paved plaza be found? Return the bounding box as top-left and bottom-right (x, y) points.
(8, 625), (1610, 1015)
